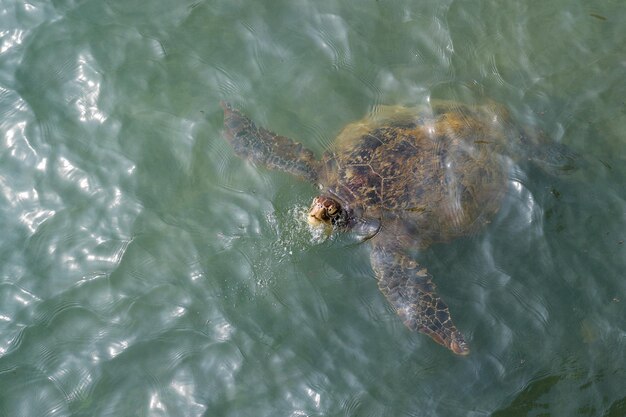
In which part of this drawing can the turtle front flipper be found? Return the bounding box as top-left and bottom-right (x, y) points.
(370, 241), (470, 355)
(221, 102), (320, 183)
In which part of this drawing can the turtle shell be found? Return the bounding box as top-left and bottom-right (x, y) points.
(319, 102), (512, 246)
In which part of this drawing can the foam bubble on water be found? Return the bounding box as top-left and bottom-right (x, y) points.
(250, 203), (328, 291)
(308, 222), (329, 245)
(276, 203), (329, 251)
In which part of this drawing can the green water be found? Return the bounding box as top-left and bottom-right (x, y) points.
(1, 0), (625, 415)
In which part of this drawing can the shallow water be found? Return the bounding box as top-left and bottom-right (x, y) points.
(1, 0), (625, 416)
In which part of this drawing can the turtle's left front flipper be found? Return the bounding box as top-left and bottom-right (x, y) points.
(370, 241), (470, 355)
(221, 102), (320, 183)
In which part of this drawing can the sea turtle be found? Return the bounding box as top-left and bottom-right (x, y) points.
(220, 100), (574, 355)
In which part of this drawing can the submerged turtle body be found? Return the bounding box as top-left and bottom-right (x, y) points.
(320, 103), (510, 248)
(221, 100), (571, 355)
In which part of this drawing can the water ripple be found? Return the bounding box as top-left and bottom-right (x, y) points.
(0, 290), (23, 352)
(0, 28), (26, 55)
(305, 13), (353, 71)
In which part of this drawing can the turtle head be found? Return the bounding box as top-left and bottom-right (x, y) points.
(307, 195), (350, 231)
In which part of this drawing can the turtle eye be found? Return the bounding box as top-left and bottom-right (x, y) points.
(327, 205), (338, 215)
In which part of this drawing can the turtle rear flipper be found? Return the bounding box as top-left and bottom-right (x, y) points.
(221, 102), (320, 183)
(528, 140), (582, 174)
(510, 128), (583, 174)
(370, 241), (470, 355)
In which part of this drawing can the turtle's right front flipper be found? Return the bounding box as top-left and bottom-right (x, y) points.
(221, 102), (320, 183)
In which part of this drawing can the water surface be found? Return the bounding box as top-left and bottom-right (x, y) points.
(1, 0), (625, 416)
